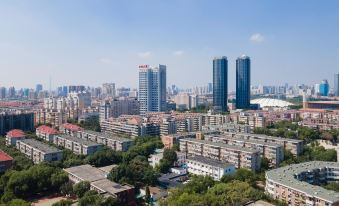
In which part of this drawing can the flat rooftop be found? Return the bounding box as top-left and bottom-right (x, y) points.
(224, 132), (304, 144)
(187, 155), (234, 168)
(206, 135), (283, 148)
(266, 161), (339, 203)
(91, 179), (133, 195)
(181, 138), (259, 153)
(83, 130), (132, 142)
(19, 139), (61, 154)
(63, 164), (106, 182)
(58, 135), (102, 147)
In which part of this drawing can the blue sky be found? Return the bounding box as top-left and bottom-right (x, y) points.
(0, 0), (339, 90)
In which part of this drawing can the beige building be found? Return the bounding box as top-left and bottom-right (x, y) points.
(54, 135), (102, 155)
(180, 138), (261, 171)
(16, 139), (63, 164)
(266, 161), (339, 206)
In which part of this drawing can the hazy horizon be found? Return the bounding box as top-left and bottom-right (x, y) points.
(1, 0), (339, 90)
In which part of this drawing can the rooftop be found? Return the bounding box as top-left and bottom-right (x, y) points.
(266, 161), (339, 203)
(63, 164), (107, 182)
(91, 179), (134, 195)
(58, 135), (103, 147)
(187, 155), (234, 168)
(37, 125), (59, 135)
(83, 130), (132, 142)
(0, 150), (13, 162)
(62, 123), (83, 131)
(18, 139), (61, 154)
(181, 138), (259, 153)
(251, 98), (294, 108)
(6, 129), (25, 138)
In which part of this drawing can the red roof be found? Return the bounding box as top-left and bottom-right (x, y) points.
(37, 125), (59, 135)
(0, 150), (13, 162)
(62, 123), (83, 132)
(6, 129), (25, 138)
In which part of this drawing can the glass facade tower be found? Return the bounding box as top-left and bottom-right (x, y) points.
(334, 74), (339, 96)
(213, 56), (228, 112)
(138, 64), (167, 115)
(236, 55), (251, 109)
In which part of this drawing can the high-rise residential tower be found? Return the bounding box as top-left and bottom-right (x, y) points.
(236, 55), (251, 109)
(138, 64), (166, 115)
(213, 57), (228, 112)
(334, 73), (339, 96)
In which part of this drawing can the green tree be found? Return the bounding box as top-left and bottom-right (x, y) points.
(145, 186), (151, 204)
(73, 181), (90, 198)
(52, 199), (73, 206)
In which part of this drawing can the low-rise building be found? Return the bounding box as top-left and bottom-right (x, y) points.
(223, 132), (304, 156)
(161, 133), (197, 149)
(16, 139), (63, 164)
(36, 125), (59, 142)
(204, 134), (284, 167)
(148, 150), (186, 168)
(54, 135), (102, 155)
(266, 161), (339, 206)
(0, 150), (13, 173)
(78, 130), (133, 151)
(59, 123), (83, 136)
(64, 164), (136, 206)
(6, 129), (25, 146)
(180, 138), (261, 171)
(186, 155), (235, 180)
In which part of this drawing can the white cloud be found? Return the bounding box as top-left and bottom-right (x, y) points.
(137, 51), (152, 58)
(99, 58), (116, 65)
(250, 33), (264, 43)
(173, 50), (184, 56)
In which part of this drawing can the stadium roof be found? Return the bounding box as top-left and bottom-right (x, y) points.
(251, 98), (294, 108)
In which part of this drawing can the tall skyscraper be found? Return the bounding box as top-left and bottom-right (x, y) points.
(319, 79), (329, 96)
(334, 73), (339, 96)
(138, 64), (167, 115)
(236, 55), (251, 109)
(213, 56), (228, 112)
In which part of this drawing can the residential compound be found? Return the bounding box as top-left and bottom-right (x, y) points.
(99, 97), (139, 121)
(179, 138), (261, 171)
(300, 109), (339, 130)
(34, 91), (91, 128)
(54, 134), (103, 155)
(186, 155), (235, 181)
(64, 164), (136, 206)
(101, 115), (160, 138)
(16, 139), (63, 164)
(221, 132), (304, 156)
(78, 130), (133, 152)
(204, 134), (284, 167)
(266, 161), (339, 206)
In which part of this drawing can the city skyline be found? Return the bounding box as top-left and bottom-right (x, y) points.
(0, 0), (339, 90)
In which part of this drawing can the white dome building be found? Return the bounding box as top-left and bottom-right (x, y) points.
(251, 98), (294, 108)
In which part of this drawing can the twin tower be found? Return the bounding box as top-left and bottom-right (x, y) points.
(213, 55), (251, 112)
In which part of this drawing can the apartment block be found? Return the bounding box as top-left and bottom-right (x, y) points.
(36, 125), (59, 142)
(223, 132), (304, 156)
(179, 138), (261, 171)
(205, 134), (284, 167)
(54, 135), (103, 155)
(59, 123), (83, 136)
(6, 129), (25, 146)
(186, 155), (235, 180)
(266, 161), (339, 206)
(16, 139), (63, 164)
(78, 130), (133, 152)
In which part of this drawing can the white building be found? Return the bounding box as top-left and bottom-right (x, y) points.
(186, 155), (235, 180)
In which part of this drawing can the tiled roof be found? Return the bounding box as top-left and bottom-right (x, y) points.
(37, 125), (59, 135)
(6, 129), (25, 138)
(0, 150), (13, 161)
(62, 123), (83, 131)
